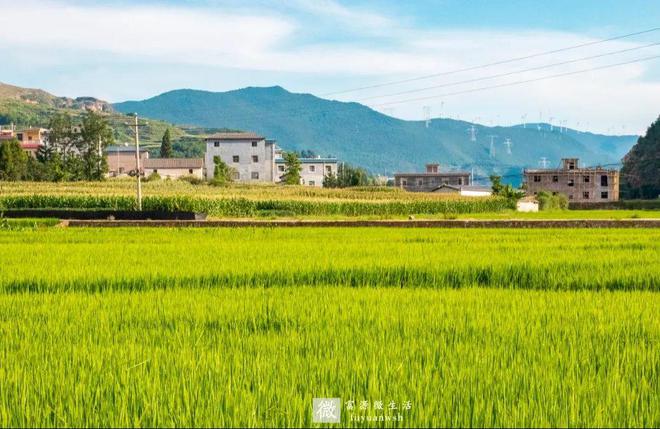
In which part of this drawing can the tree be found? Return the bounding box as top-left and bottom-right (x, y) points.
(211, 156), (235, 186)
(0, 138), (28, 180)
(621, 116), (660, 199)
(324, 163), (372, 188)
(79, 111), (114, 180)
(160, 128), (173, 158)
(490, 174), (524, 200)
(47, 112), (77, 161)
(280, 152), (302, 185)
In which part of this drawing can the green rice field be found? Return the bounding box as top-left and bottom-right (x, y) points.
(0, 227), (658, 427)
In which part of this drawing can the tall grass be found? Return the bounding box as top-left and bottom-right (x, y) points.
(0, 287), (656, 427)
(0, 228), (657, 292)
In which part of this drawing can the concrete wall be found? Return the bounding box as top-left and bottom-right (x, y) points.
(205, 139), (275, 182)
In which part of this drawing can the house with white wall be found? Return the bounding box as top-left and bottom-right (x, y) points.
(204, 132), (276, 182)
(275, 157), (338, 187)
(143, 158), (204, 179)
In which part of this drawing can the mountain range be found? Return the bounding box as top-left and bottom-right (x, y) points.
(0, 82), (639, 180)
(114, 86), (638, 177)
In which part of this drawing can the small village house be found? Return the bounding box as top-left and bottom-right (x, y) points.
(275, 156), (338, 187)
(106, 145), (149, 177)
(143, 158), (204, 179)
(524, 158), (619, 202)
(395, 163), (471, 192)
(15, 127), (48, 157)
(516, 196), (540, 212)
(432, 184), (493, 197)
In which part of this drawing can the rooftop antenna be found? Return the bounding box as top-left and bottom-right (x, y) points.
(521, 114), (528, 128)
(539, 157), (549, 168)
(487, 135), (498, 157)
(548, 117), (555, 132)
(439, 101), (444, 119)
(423, 105), (431, 128)
(466, 124), (477, 142)
(503, 138), (512, 155)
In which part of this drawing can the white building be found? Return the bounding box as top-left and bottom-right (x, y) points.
(143, 158), (204, 180)
(275, 157), (338, 187)
(516, 196), (540, 212)
(431, 184), (493, 197)
(204, 132), (276, 182)
(204, 131), (338, 187)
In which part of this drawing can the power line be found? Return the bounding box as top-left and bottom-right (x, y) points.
(372, 54), (660, 107)
(321, 27), (660, 97)
(358, 41), (660, 102)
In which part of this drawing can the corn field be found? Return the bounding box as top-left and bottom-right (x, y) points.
(0, 227), (658, 427)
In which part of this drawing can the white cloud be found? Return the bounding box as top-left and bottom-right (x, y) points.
(0, 0), (658, 134)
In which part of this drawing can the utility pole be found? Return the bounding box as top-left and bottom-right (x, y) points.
(134, 114), (142, 210)
(127, 114), (148, 211)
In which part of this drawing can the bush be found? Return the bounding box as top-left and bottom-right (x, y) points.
(145, 172), (161, 182)
(537, 191), (568, 211)
(178, 175), (204, 185)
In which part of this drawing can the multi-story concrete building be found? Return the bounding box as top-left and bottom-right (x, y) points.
(524, 158), (619, 202)
(16, 127), (48, 157)
(394, 163), (471, 192)
(275, 157), (338, 187)
(204, 132), (277, 182)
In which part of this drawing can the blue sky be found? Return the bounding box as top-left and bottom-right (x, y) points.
(0, 0), (659, 134)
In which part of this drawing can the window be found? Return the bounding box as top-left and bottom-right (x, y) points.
(233, 155), (239, 163)
(309, 180), (315, 186)
(533, 175), (541, 183)
(189, 169), (193, 174)
(417, 179), (423, 186)
(552, 175), (558, 182)
(569, 194), (574, 200)
(153, 169), (158, 173)
(251, 141), (258, 147)
(583, 176), (590, 183)
(601, 175), (608, 186)
(251, 172), (259, 180)
(214, 142), (219, 147)
(458, 178), (463, 185)
(309, 165), (316, 172)
(119, 167), (124, 174)
(583, 192), (589, 199)
(568, 162), (575, 170)
(252, 155), (259, 163)
(278, 165), (285, 172)
(601, 191), (609, 199)
(401, 179), (407, 186)
(568, 179), (575, 187)
(325, 165), (332, 173)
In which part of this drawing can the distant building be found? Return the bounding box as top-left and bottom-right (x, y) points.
(0, 125), (15, 142)
(524, 158), (619, 202)
(204, 132), (277, 182)
(204, 131), (339, 186)
(275, 157), (338, 187)
(394, 163), (471, 192)
(106, 145), (149, 177)
(432, 184), (492, 197)
(516, 196), (539, 212)
(143, 158), (204, 179)
(16, 127), (48, 157)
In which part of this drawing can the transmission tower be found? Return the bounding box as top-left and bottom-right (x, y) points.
(487, 135), (497, 157)
(466, 125), (477, 142)
(505, 138), (512, 154)
(423, 106), (431, 128)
